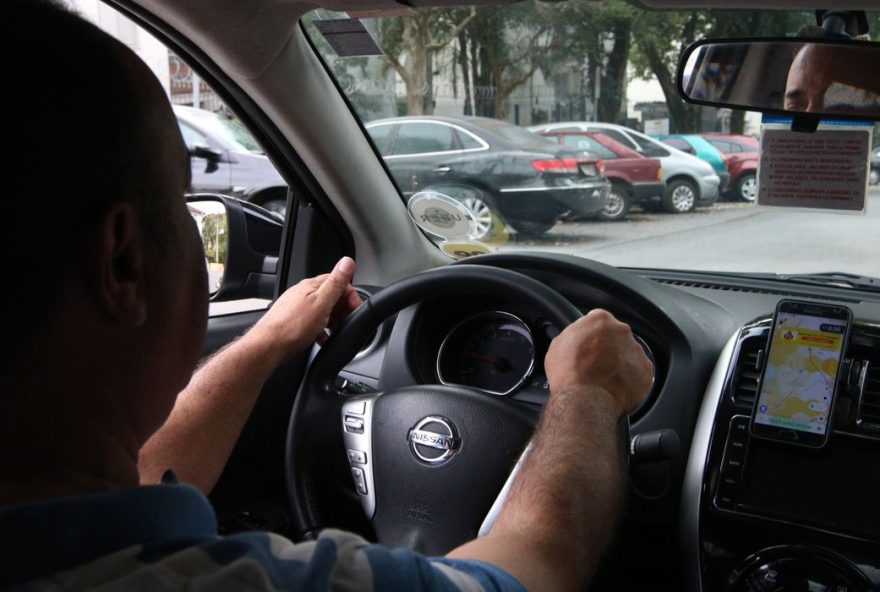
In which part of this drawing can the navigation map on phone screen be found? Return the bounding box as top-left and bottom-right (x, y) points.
(754, 312), (847, 435)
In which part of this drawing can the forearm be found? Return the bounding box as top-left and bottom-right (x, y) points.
(138, 331), (286, 493)
(449, 386), (625, 591)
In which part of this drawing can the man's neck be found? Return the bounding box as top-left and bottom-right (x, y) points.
(0, 379), (142, 507)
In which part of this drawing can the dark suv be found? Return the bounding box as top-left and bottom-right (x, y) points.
(366, 116), (609, 237)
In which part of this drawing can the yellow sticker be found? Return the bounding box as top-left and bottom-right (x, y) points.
(480, 210), (510, 245)
(440, 241), (495, 260)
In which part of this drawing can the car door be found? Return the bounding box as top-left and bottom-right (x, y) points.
(385, 121), (461, 196)
(179, 120), (234, 193)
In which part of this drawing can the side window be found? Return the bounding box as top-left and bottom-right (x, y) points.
(562, 136), (616, 159)
(591, 128), (635, 150)
(179, 122), (207, 149)
(392, 122), (456, 155)
(367, 124), (394, 156)
(457, 129), (483, 150)
(661, 137), (695, 154)
(709, 139), (735, 153)
(627, 132), (670, 157)
(84, 1), (283, 314)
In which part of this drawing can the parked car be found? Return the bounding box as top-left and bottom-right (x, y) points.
(702, 133), (760, 202)
(365, 116), (610, 237)
(174, 105), (288, 214)
(530, 122), (720, 213)
(538, 130), (663, 221)
(656, 134), (731, 193)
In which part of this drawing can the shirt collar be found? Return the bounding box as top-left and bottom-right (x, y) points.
(0, 484), (217, 588)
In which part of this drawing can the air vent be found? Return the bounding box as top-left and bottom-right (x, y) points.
(652, 278), (860, 304)
(730, 335), (764, 410)
(857, 363), (880, 429)
(353, 288), (380, 356)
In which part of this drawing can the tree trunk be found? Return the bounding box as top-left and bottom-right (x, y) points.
(423, 48), (434, 115)
(639, 41), (698, 132)
(401, 20), (426, 115)
(597, 17), (631, 123)
(729, 109), (746, 134)
(458, 33), (473, 116)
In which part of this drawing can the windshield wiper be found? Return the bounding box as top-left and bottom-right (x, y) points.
(773, 272), (880, 292)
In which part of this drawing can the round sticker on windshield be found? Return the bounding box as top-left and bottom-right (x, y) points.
(407, 191), (476, 239)
(440, 240), (495, 260)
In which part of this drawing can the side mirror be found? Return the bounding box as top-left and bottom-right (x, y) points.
(190, 144), (224, 174)
(187, 194), (283, 301)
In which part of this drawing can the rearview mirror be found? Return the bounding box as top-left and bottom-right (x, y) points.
(187, 194), (283, 301)
(678, 38), (880, 121)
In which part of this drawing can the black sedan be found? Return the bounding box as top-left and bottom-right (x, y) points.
(365, 116), (609, 237)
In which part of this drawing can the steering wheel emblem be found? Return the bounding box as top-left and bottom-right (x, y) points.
(408, 416), (461, 465)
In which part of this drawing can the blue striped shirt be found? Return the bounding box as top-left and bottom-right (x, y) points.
(0, 484), (524, 591)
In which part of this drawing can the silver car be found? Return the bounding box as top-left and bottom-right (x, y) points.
(530, 121), (721, 213)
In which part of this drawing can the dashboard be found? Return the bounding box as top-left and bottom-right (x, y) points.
(333, 253), (880, 591)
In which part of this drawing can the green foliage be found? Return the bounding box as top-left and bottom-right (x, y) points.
(306, 3), (831, 131)
(202, 213), (228, 265)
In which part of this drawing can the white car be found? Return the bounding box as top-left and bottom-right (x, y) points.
(530, 121), (721, 214)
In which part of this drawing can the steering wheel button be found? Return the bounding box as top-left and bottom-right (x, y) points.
(351, 467), (368, 495)
(348, 401), (366, 415)
(344, 415), (365, 433)
(347, 449), (367, 464)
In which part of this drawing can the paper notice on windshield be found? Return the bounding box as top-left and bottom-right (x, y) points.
(758, 117), (871, 213)
(313, 19), (384, 57)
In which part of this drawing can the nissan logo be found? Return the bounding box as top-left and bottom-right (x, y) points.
(408, 416), (461, 465)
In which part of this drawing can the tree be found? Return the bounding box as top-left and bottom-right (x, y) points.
(541, 1), (637, 125)
(379, 8), (476, 115)
(459, 3), (558, 119)
(629, 8), (813, 133)
(628, 9), (707, 132)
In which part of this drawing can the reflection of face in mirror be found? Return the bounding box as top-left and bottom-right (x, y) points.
(785, 44), (880, 116)
(187, 201), (227, 294)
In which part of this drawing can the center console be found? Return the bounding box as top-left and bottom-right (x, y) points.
(684, 319), (880, 591)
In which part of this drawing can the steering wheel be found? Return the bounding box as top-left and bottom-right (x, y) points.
(285, 264), (583, 555)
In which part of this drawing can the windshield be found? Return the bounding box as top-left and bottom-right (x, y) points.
(304, 5), (880, 278)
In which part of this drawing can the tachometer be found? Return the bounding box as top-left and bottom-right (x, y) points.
(437, 312), (535, 396)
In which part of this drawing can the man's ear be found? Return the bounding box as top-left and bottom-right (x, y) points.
(93, 202), (148, 326)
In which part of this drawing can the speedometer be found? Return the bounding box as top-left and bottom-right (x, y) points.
(437, 311), (535, 396)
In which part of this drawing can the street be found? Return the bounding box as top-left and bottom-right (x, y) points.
(499, 188), (880, 275)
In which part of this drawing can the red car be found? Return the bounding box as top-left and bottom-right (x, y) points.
(539, 130), (663, 221)
(701, 134), (759, 203)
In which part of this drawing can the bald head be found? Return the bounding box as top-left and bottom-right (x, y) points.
(785, 43), (880, 115)
(1, 0), (193, 369)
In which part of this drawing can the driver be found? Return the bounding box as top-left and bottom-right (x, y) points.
(0, 2), (653, 591)
(785, 43), (880, 115)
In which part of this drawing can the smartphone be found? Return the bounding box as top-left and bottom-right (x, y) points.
(750, 300), (852, 448)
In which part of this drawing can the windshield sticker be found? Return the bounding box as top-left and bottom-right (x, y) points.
(313, 19), (384, 57)
(407, 191), (477, 239)
(758, 116), (871, 213)
(440, 241), (495, 260)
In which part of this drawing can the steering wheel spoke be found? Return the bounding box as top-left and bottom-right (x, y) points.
(341, 394), (379, 519)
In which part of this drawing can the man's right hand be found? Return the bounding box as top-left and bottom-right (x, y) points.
(544, 308), (653, 418)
